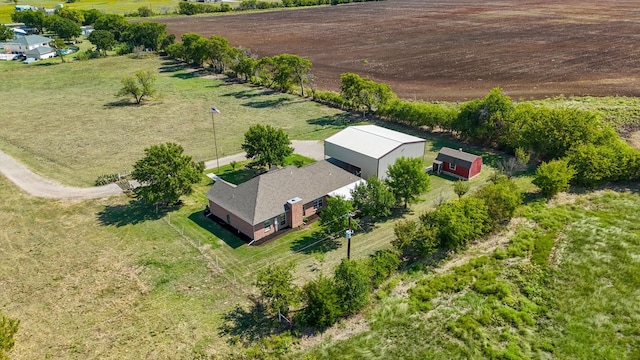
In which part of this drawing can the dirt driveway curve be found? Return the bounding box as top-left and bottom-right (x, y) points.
(0, 140), (325, 200)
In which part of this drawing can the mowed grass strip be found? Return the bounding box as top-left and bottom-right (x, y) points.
(0, 55), (348, 186)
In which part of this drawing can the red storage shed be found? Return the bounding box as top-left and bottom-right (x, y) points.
(433, 147), (482, 180)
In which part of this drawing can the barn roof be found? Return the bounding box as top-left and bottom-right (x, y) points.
(435, 147), (481, 168)
(324, 125), (425, 159)
(206, 160), (361, 225)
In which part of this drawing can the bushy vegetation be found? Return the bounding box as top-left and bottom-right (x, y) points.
(94, 173), (119, 186)
(304, 191), (640, 359)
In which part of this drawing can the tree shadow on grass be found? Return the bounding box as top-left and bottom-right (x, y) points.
(188, 210), (246, 249)
(159, 61), (190, 73)
(221, 89), (275, 99)
(96, 200), (172, 227)
(103, 99), (136, 108)
(219, 296), (280, 345)
(307, 113), (358, 127)
(171, 69), (209, 80)
(242, 97), (296, 109)
(290, 230), (342, 254)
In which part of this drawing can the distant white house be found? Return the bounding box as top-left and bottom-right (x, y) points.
(3, 35), (52, 55)
(15, 5), (37, 11)
(24, 45), (56, 60)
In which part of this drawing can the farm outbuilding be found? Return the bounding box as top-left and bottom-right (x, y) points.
(324, 125), (426, 180)
(433, 147), (482, 180)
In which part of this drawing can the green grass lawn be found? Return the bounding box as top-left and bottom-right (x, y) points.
(297, 190), (640, 359)
(0, 0), (182, 23)
(0, 55), (351, 186)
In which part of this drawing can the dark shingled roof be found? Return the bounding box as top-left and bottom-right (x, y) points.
(206, 160), (361, 225)
(435, 147), (481, 168)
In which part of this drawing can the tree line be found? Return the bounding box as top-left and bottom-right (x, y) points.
(166, 32), (314, 95)
(178, 0), (382, 16)
(10, 10), (174, 58)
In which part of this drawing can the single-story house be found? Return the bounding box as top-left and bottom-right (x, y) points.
(24, 45), (55, 60)
(206, 160), (364, 243)
(3, 34), (52, 54)
(324, 125), (426, 180)
(433, 147), (482, 180)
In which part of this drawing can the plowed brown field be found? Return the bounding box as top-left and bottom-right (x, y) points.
(155, 0), (640, 101)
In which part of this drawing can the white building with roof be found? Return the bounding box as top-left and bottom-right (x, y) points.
(3, 35), (52, 55)
(324, 125), (426, 180)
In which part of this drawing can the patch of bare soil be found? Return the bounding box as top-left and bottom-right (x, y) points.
(155, 0), (640, 101)
(296, 313), (369, 350)
(627, 130), (640, 150)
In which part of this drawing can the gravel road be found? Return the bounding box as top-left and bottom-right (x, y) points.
(0, 140), (325, 200)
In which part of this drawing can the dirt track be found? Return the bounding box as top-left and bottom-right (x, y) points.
(156, 0), (640, 101)
(0, 141), (324, 199)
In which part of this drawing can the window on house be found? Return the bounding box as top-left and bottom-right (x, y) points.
(313, 197), (323, 209)
(264, 220), (271, 232)
(279, 213), (286, 226)
(449, 163), (457, 171)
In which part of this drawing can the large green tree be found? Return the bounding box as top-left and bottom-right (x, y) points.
(116, 70), (156, 105)
(122, 21), (167, 51)
(351, 176), (395, 219)
(241, 124), (293, 168)
(0, 312), (19, 360)
(46, 15), (81, 40)
(204, 35), (230, 73)
(88, 29), (116, 55)
(333, 259), (370, 316)
(255, 262), (299, 316)
(340, 72), (395, 116)
(319, 196), (358, 236)
(271, 54), (312, 95)
(0, 25), (13, 41)
(131, 142), (204, 206)
(454, 87), (514, 145)
(93, 13), (129, 41)
(386, 156), (430, 208)
(11, 10), (46, 33)
(55, 7), (84, 24)
(180, 33), (209, 66)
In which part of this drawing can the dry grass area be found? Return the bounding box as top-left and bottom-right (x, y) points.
(0, 176), (247, 358)
(0, 56), (347, 186)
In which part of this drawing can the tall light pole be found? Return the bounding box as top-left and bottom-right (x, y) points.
(211, 106), (221, 173)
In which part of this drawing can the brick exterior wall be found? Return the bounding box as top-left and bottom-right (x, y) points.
(208, 200), (256, 239)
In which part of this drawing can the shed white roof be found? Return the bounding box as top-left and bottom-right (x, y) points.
(325, 125), (425, 159)
(327, 179), (366, 200)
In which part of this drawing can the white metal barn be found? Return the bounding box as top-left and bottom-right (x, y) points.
(324, 125), (426, 180)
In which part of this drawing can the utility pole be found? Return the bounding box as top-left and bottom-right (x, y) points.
(211, 106), (221, 173)
(346, 213), (352, 260)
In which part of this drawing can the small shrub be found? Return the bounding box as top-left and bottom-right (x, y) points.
(76, 49), (100, 61)
(366, 249), (400, 288)
(229, 160), (238, 170)
(95, 173), (119, 186)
